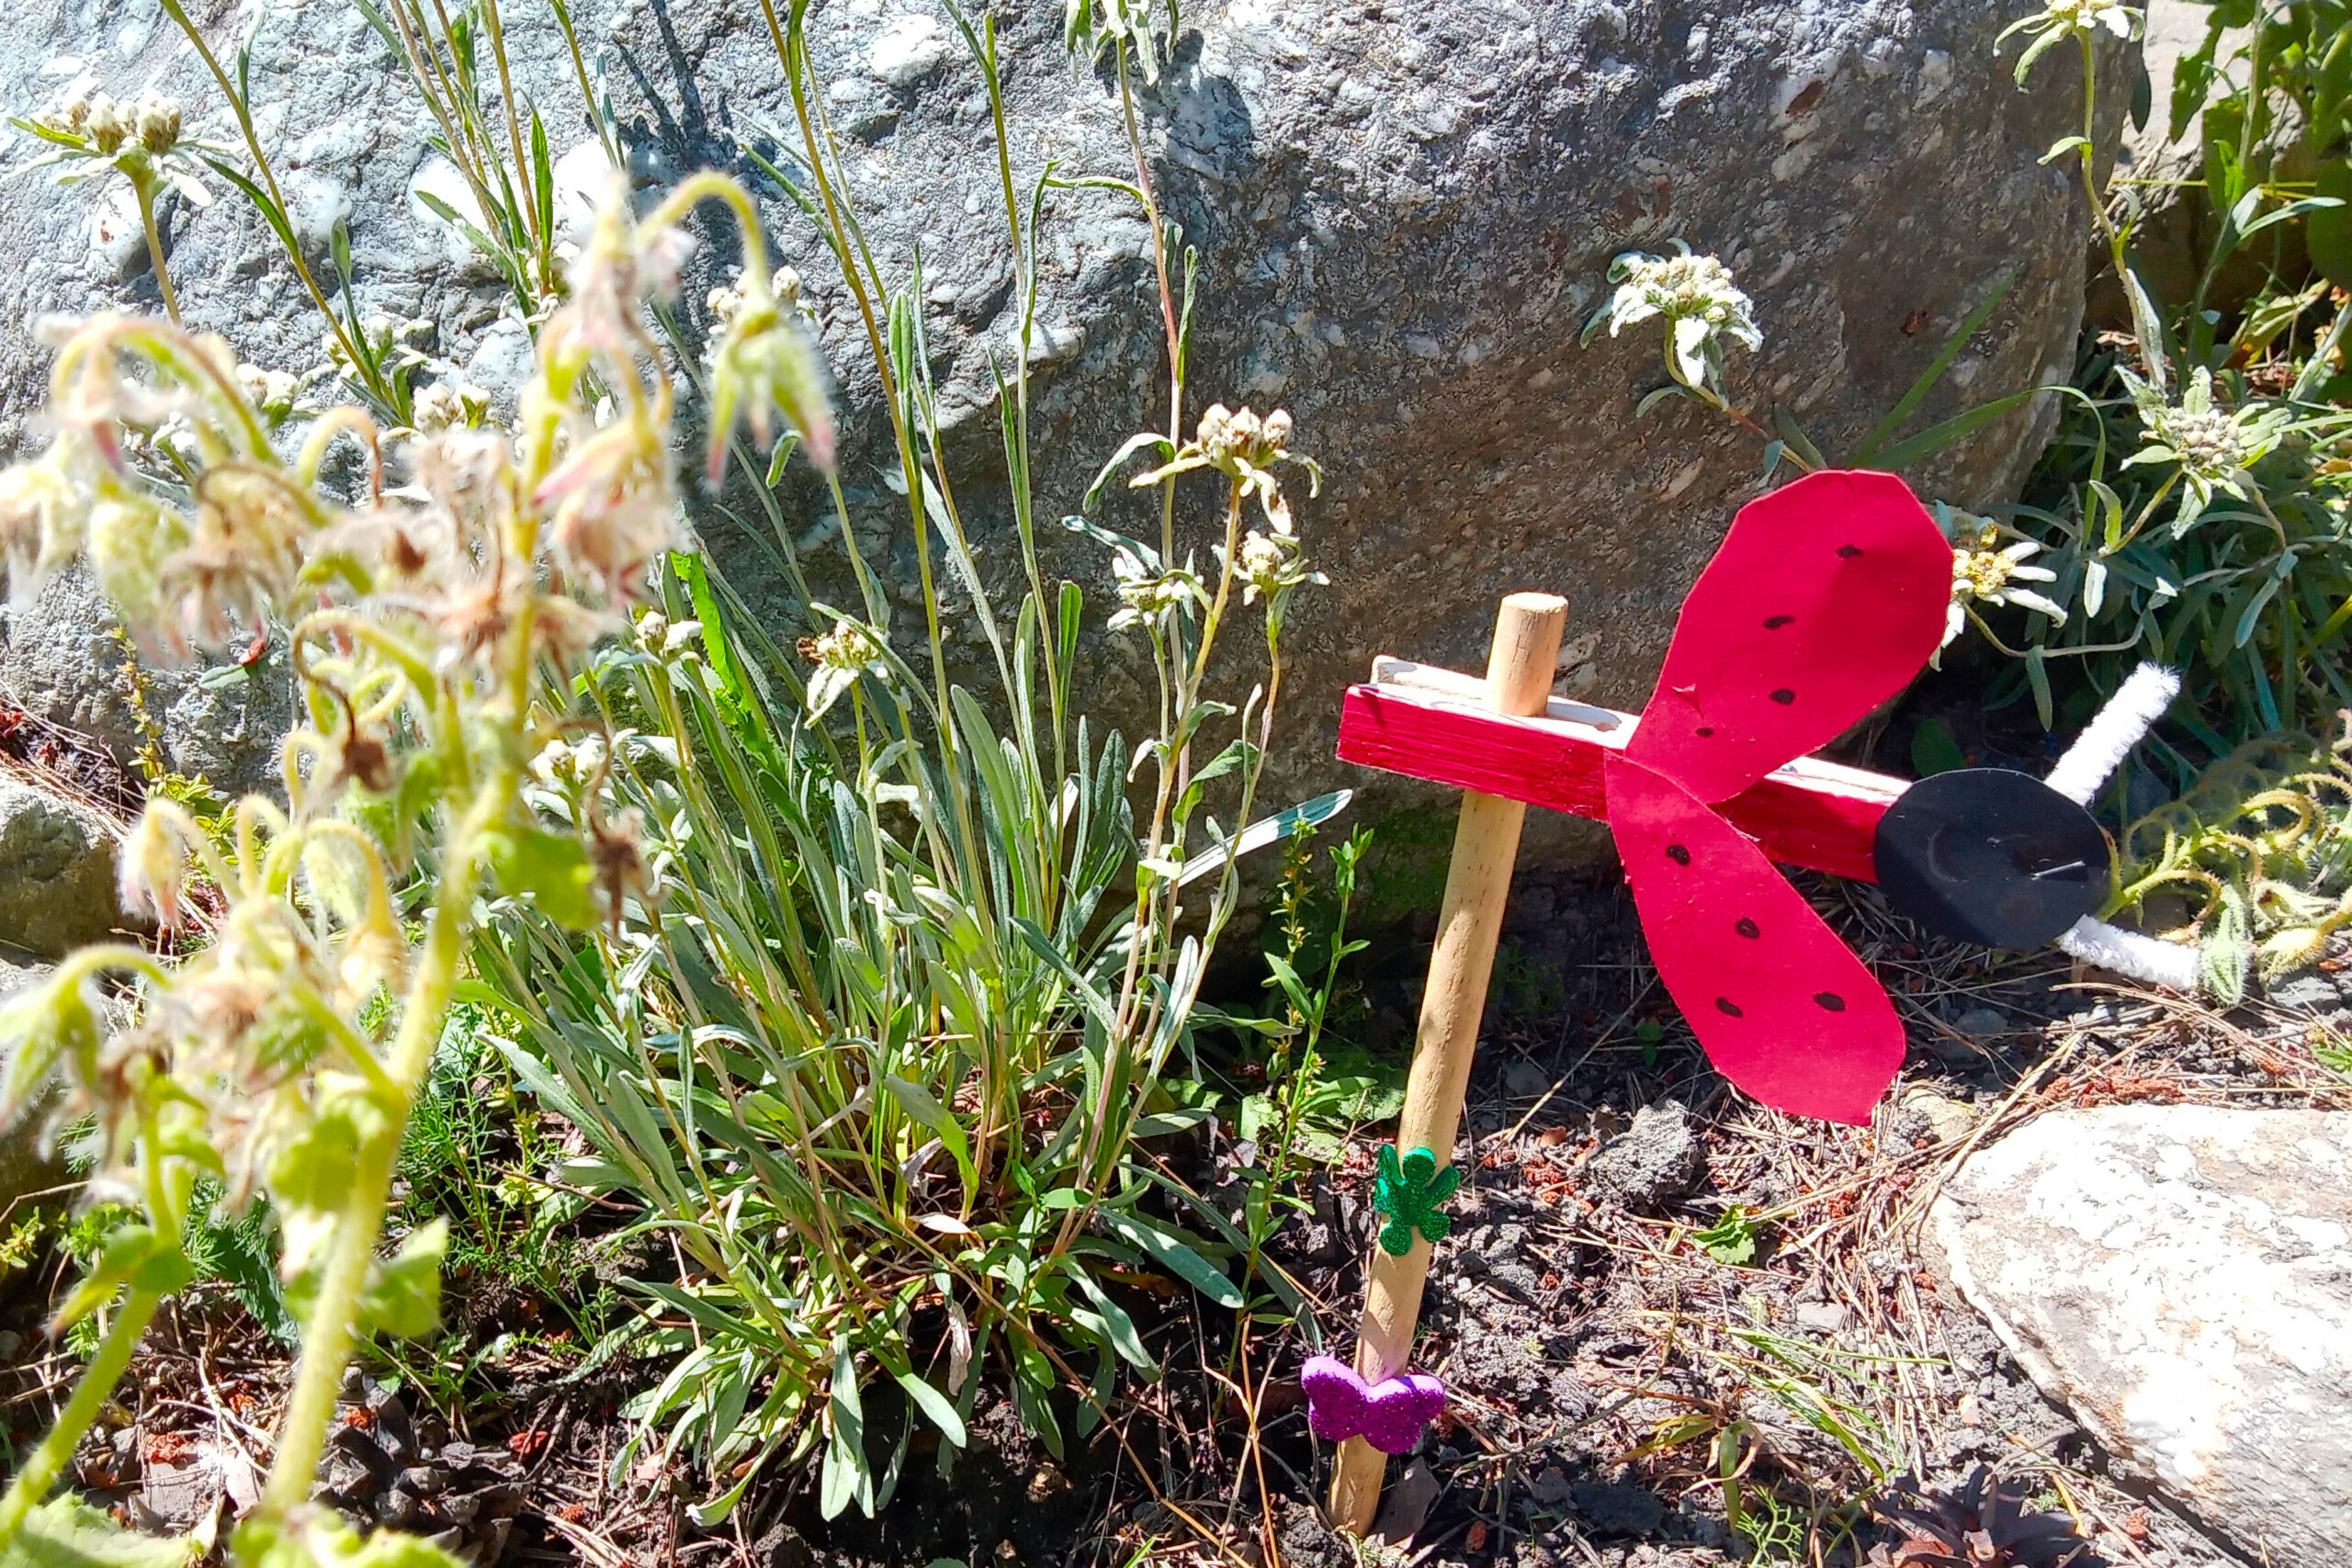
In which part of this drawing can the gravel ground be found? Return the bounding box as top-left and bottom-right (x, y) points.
(6, 863), (2346, 1568)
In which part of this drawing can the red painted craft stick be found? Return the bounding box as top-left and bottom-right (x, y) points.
(1335, 663), (1904, 884)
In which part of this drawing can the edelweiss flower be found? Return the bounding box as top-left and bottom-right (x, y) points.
(2120, 367), (2290, 534)
(1594, 243), (1762, 399)
(1107, 546), (1206, 633)
(2003, 0), (2143, 84)
(1127, 403), (1318, 535)
(1946, 520), (2066, 649)
(1221, 527), (1322, 607)
(800, 616), (888, 719)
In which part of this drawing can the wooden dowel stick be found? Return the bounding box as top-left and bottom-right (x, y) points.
(1327, 592), (1566, 1536)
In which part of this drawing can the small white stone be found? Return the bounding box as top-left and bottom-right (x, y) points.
(868, 14), (948, 89)
(1916, 49), (1954, 107)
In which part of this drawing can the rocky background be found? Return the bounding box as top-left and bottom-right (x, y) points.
(0, 0), (2120, 859)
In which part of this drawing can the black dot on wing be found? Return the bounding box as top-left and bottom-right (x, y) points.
(1837, 544), (1864, 558)
(1814, 991), (1848, 1012)
(1735, 918), (1760, 939)
(1770, 688), (1796, 705)
(1666, 844), (1691, 866)
(1715, 997), (1744, 1018)
(1764, 615), (1794, 629)
(1696, 726), (1714, 738)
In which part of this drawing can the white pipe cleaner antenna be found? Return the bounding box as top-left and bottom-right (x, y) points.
(2055, 913), (2204, 991)
(2043, 663), (2181, 807)
(2036, 663), (2214, 991)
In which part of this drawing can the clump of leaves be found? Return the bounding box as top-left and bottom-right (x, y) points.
(469, 0), (1340, 1529)
(1694, 1205), (1762, 1266)
(2107, 719), (2352, 999)
(1869, 1467), (2106, 1568)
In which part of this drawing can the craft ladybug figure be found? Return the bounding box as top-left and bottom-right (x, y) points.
(1339, 468), (2203, 1126)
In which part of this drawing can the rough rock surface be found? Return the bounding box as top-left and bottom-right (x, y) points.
(0, 952), (64, 1223)
(0, 571), (290, 798)
(1581, 1099), (1707, 1210)
(1928, 1106), (2352, 1568)
(0, 0), (2123, 854)
(0, 775), (125, 960)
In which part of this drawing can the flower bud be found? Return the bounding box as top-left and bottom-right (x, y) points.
(706, 296), (836, 479)
(411, 381), (463, 433)
(86, 95), (127, 155)
(85, 491), (188, 627)
(0, 453), (94, 591)
(118, 803), (192, 931)
(133, 91), (180, 154)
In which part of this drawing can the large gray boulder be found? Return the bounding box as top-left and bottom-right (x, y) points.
(0, 773), (128, 960)
(0, 0), (2122, 857)
(1929, 1107), (2352, 1568)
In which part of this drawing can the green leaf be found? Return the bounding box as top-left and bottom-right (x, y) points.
(820, 1337), (872, 1519)
(2311, 159), (2352, 291)
(357, 1219), (447, 1339)
(483, 821), (599, 931)
(883, 1075), (976, 1201)
(1854, 267), (2019, 464)
(893, 1369), (969, 1447)
(1096, 1209), (1241, 1308)
(2233, 553), (2295, 649)
(346, 0), (402, 54)
(1694, 1206), (1760, 1267)
(1909, 717), (1967, 777)
(1068, 1264), (1159, 1375)
(1177, 790), (1351, 886)
(1868, 385), (2042, 474)
(1750, 406), (1818, 473)
(2024, 645), (2053, 731)
(1082, 430), (1174, 513)
(4, 1494), (200, 1567)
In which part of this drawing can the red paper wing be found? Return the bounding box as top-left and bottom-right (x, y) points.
(1604, 752), (1904, 1123)
(1628, 469), (1951, 804)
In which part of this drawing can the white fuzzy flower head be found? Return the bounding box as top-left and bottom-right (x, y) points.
(2004, 0), (2143, 85)
(1600, 245), (1762, 398)
(2038, 0), (2140, 38)
(117, 802), (195, 931)
(0, 449), (96, 599)
(1107, 546), (1205, 632)
(409, 380), (489, 434)
(1945, 517), (2065, 649)
(799, 616), (888, 718)
(1224, 528), (1320, 607)
(131, 91), (182, 155)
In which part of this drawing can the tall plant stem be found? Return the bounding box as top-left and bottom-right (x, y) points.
(254, 783), (495, 1519)
(0, 1290), (164, 1547)
(155, 0), (374, 397)
(133, 181), (180, 323)
(1114, 42), (1184, 565)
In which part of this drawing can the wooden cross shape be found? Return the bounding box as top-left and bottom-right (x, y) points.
(1318, 470), (2145, 1532)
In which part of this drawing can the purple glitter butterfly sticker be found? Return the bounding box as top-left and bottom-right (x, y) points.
(1301, 1355), (1446, 1454)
